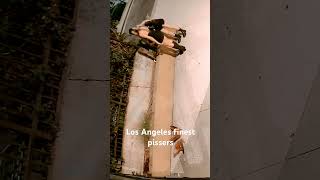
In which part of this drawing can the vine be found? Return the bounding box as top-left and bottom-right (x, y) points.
(110, 20), (138, 173)
(0, 0), (75, 179)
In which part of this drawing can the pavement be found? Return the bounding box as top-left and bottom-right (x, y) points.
(212, 0), (320, 179)
(49, 0), (108, 180)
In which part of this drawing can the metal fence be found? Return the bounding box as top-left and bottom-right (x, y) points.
(0, 0), (76, 179)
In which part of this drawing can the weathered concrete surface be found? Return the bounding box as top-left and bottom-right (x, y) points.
(179, 87), (210, 177)
(284, 67), (320, 159)
(151, 0), (210, 177)
(69, 0), (108, 80)
(152, 0), (210, 131)
(51, 81), (108, 180)
(151, 54), (175, 177)
(122, 53), (155, 175)
(212, 0), (320, 179)
(171, 87), (210, 177)
(237, 164), (282, 180)
(278, 149), (320, 180)
(50, 0), (108, 179)
(278, 67), (320, 180)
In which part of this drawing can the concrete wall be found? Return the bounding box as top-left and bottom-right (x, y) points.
(278, 67), (320, 180)
(151, 54), (175, 177)
(151, 0), (211, 177)
(152, 0), (210, 139)
(213, 0), (320, 179)
(177, 87), (210, 177)
(277, 0), (320, 178)
(122, 53), (155, 175)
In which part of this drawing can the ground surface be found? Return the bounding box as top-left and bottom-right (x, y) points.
(212, 0), (320, 179)
(49, 0), (108, 180)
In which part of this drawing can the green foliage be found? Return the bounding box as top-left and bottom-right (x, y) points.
(110, 0), (126, 9)
(110, 21), (137, 100)
(1, 0), (74, 43)
(110, 20), (137, 172)
(31, 64), (49, 82)
(142, 111), (152, 131)
(0, 1), (74, 178)
(111, 0), (126, 21)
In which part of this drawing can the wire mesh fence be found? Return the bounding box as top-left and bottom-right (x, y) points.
(0, 0), (76, 179)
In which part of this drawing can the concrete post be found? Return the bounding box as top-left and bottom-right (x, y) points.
(151, 54), (175, 177)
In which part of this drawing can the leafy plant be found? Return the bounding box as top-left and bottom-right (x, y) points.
(0, 0), (75, 179)
(110, 20), (137, 173)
